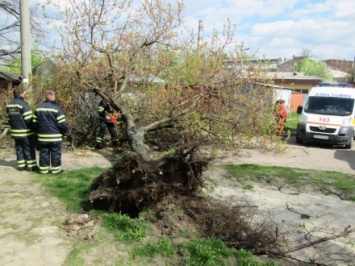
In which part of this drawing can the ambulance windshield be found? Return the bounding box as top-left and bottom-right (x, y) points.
(304, 96), (354, 116)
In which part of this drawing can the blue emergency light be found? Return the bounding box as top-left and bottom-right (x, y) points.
(317, 82), (352, 87)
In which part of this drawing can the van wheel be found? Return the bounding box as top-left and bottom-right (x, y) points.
(345, 139), (353, 149)
(296, 136), (303, 144)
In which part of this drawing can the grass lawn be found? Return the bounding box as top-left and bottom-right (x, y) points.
(285, 112), (300, 133)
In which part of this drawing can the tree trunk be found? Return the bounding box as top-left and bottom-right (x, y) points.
(90, 87), (152, 161)
(125, 113), (151, 161)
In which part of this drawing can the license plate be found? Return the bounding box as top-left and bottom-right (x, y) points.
(313, 134), (329, 140)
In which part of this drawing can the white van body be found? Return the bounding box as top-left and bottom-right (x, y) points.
(296, 85), (355, 148)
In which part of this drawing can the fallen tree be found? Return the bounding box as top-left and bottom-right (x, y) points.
(37, 0), (313, 263)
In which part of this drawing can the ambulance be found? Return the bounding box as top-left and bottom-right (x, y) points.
(296, 83), (355, 149)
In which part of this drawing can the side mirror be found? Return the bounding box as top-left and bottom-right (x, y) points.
(297, 105), (303, 114)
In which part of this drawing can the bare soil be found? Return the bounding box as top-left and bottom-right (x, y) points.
(0, 146), (115, 266)
(0, 137), (355, 265)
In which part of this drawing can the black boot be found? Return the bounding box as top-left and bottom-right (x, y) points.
(27, 166), (39, 172)
(95, 143), (102, 150)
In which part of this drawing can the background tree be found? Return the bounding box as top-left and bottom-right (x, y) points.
(0, 0), (43, 64)
(301, 48), (312, 57)
(295, 57), (333, 81)
(346, 68), (355, 84)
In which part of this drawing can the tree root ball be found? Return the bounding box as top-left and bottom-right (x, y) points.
(88, 153), (208, 217)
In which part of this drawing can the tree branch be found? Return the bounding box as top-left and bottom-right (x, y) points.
(283, 226), (355, 254)
(143, 90), (205, 132)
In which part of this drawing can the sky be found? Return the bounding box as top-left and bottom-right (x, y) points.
(182, 0), (355, 61)
(31, 0), (355, 61)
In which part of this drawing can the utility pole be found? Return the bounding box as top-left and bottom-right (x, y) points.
(20, 0), (32, 89)
(197, 20), (203, 51)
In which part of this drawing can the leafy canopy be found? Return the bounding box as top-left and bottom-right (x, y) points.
(295, 58), (333, 81)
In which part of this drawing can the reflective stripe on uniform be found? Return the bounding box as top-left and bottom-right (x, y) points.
(23, 111), (32, 116)
(38, 138), (62, 142)
(7, 104), (23, 109)
(11, 132), (33, 137)
(23, 111), (33, 121)
(36, 108), (58, 113)
(51, 166), (61, 174)
(11, 129), (31, 133)
(11, 128), (33, 137)
(39, 166), (49, 174)
(17, 160), (26, 168)
(57, 115), (66, 124)
(38, 133), (62, 142)
(26, 160), (37, 168)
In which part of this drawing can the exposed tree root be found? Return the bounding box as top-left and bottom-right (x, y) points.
(88, 153), (208, 216)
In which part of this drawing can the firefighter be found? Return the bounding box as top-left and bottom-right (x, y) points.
(95, 98), (119, 149)
(33, 90), (68, 174)
(6, 87), (37, 171)
(273, 99), (288, 134)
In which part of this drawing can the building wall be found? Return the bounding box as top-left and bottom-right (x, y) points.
(290, 92), (306, 112)
(324, 59), (353, 72)
(273, 88), (292, 112)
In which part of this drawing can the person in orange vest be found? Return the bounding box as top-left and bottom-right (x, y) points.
(273, 99), (288, 134)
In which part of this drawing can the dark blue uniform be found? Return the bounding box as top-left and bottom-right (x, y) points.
(33, 100), (68, 174)
(95, 99), (118, 149)
(6, 95), (37, 171)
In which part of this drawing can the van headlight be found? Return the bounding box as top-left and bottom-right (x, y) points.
(300, 113), (307, 124)
(342, 117), (352, 126)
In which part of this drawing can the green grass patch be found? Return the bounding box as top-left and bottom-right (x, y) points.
(184, 238), (277, 266)
(184, 238), (236, 265)
(133, 237), (277, 265)
(285, 112), (300, 133)
(34, 167), (103, 212)
(102, 213), (148, 242)
(234, 249), (278, 266)
(133, 238), (176, 258)
(63, 245), (87, 265)
(222, 164), (355, 201)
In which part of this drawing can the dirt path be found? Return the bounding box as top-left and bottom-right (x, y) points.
(0, 167), (69, 265)
(0, 148), (114, 266)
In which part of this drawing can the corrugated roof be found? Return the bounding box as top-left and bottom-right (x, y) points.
(0, 71), (21, 82)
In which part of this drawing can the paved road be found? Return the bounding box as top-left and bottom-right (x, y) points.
(213, 136), (355, 174)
